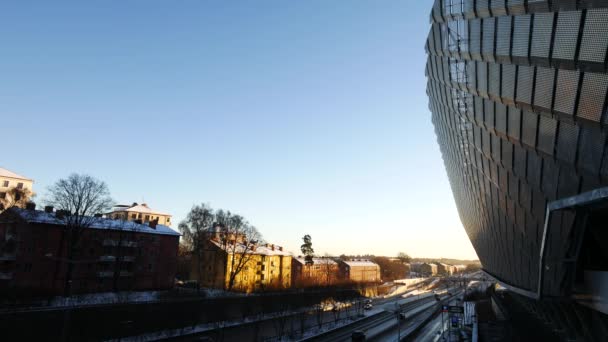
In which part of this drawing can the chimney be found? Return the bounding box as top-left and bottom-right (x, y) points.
(44, 206), (54, 213)
(132, 202), (138, 207)
(271, 244), (275, 251)
(149, 219), (158, 229)
(25, 202), (36, 211)
(279, 246), (283, 251)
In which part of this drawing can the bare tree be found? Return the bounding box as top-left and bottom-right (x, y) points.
(0, 187), (33, 212)
(46, 174), (113, 296)
(214, 210), (262, 291)
(178, 204), (215, 292)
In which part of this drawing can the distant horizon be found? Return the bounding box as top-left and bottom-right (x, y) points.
(1, 1), (479, 261)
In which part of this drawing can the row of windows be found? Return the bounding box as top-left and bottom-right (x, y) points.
(1, 180), (25, 189)
(428, 9), (608, 70)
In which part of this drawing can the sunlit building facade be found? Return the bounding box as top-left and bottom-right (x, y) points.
(426, 0), (608, 320)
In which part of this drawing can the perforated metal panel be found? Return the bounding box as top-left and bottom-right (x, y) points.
(553, 69), (580, 116)
(577, 127), (606, 175)
(552, 11), (581, 61)
(522, 111), (539, 148)
(533, 67), (555, 111)
(485, 98), (496, 130)
(469, 18), (482, 59)
(507, 106), (522, 140)
(537, 115), (557, 155)
(496, 16), (512, 59)
(478, 61), (489, 96)
(531, 13), (555, 60)
(490, 0), (508, 16)
(512, 15), (532, 59)
(577, 72), (608, 123)
(556, 121), (580, 163)
(527, 151), (542, 188)
(477, 0), (491, 18)
(579, 9), (608, 64)
(501, 64), (517, 103)
(482, 18), (496, 60)
(425, 3), (608, 295)
(516, 66), (535, 105)
(489, 63), (501, 99)
(496, 103), (508, 135)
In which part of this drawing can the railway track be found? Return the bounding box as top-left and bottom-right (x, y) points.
(302, 294), (446, 342)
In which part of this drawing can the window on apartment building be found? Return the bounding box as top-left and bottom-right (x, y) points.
(14, 193), (21, 201)
(24, 263), (32, 272)
(16, 183), (24, 189)
(2, 181), (8, 187)
(145, 215), (150, 221)
(0, 192), (5, 199)
(260, 274), (265, 280)
(138, 213), (142, 219)
(131, 214), (136, 219)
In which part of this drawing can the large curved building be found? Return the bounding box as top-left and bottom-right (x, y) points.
(425, 0), (608, 313)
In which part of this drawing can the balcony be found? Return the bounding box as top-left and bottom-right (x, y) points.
(99, 255), (116, 262)
(97, 271), (114, 278)
(0, 272), (13, 280)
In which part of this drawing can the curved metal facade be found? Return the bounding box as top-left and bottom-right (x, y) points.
(426, 0), (608, 293)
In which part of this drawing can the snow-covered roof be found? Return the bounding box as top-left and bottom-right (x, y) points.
(110, 203), (171, 217)
(0, 167), (32, 181)
(294, 257), (337, 266)
(341, 260), (379, 267)
(209, 240), (292, 256)
(10, 208), (180, 236)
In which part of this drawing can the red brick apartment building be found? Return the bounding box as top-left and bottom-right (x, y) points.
(0, 206), (180, 296)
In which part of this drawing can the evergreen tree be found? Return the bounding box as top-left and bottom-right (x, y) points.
(300, 234), (314, 265)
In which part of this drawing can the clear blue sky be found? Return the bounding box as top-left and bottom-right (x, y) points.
(1, 1), (477, 260)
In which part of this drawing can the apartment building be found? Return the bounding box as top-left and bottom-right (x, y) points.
(0, 167), (34, 212)
(191, 239), (292, 293)
(106, 202), (172, 226)
(338, 259), (381, 283)
(291, 257), (339, 287)
(0, 206), (179, 295)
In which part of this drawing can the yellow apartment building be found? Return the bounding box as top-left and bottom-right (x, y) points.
(191, 239), (292, 293)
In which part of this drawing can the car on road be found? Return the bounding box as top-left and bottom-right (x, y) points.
(364, 303), (373, 310)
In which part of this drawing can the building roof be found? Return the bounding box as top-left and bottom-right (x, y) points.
(294, 257), (337, 266)
(209, 240), (292, 256)
(341, 260), (379, 267)
(110, 203), (171, 217)
(0, 167), (32, 181)
(8, 208), (180, 236)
